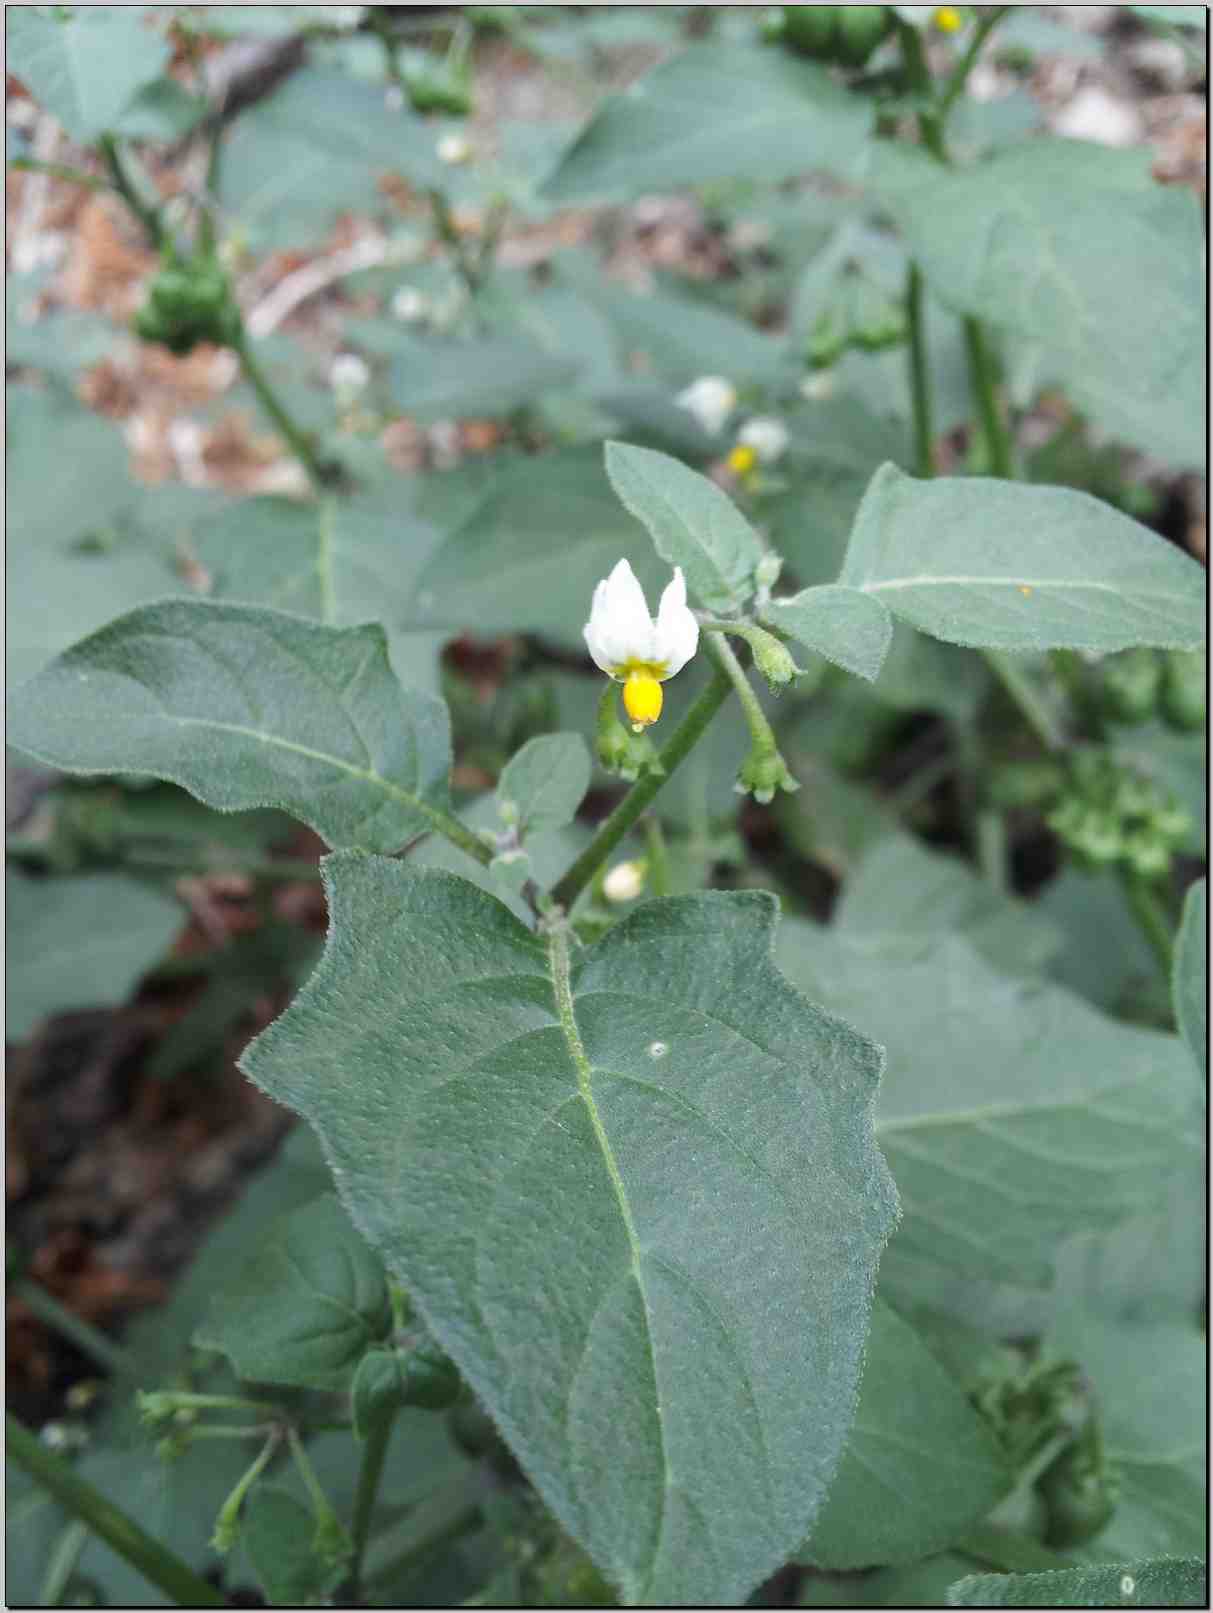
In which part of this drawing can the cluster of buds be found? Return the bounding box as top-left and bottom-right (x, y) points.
(1044, 750), (1191, 879)
(133, 245), (242, 355)
(1098, 647), (1205, 732)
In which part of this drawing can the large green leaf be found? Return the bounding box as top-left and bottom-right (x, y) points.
(1173, 877), (1206, 1083)
(6, 601), (453, 855)
(605, 442), (764, 614)
(7, 6), (169, 139)
(195, 492), (447, 693)
(774, 926), (1201, 1287)
(7, 871), (182, 1041)
(763, 585), (894, 683)
(948, 1559), (1207, 1608)
(243, 862), (898, 1605)
(389, 334), (580, 421)
(543, 44), (868, 202)
(195, 1194), (390, 1391)
(497, 734), (591, 841)
(836, 836), (1063, 978)
(840, 465), (1206, 652)
(802, 1303), (1011, 1570)
(409, 445), (671, 645)
(1046, 1311), (1206, 1564)
(867, 140), (1205, 469)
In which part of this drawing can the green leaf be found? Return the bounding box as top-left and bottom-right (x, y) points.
(840, 465), (1207, 652)
(1046, 1311), (1206, 1563)
(949, 1558), (1208, 1608)
(800, 1552), (980, 1606)
(543, 44), (868, 202)
(774, 926), (1201, 1287)
(763, 585), (893, 683)
(6, 871), (182, 1042)
(6, 600), (454, 855)
(195, 1194), (390, 1391)
(1173, 878), (1206, 1082)
(195, 492), (447, 694)
(7, 6), (169, 139)
(605, 441), (764, 614)
(409, 445), (673, 645)
(389, 334), (580, 421)
(1131, 4), (1206, 27)
(868, 140), (1206, 470)
(244, 1489), (346, 1607)
(1037, 869), (1160, 1016)
(802, 1303), (1011, 1570)
(836, 836), (1063, 978)
(243, 862), (898, 1605)
(497, 733), (591, 841)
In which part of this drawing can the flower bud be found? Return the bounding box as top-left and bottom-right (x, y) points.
(603, 860), (647, 904)
(736, 745), (800, 805)
(747, 626), (803, 690)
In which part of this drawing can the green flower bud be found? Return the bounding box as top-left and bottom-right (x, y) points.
(404, 62), (473, 116)
(807, 298), (849, 369)
(834, 4), (892, 65)
(1123, 833), (1170, 880)
(1160, 649), (1206, 733)
(736, 745), (799, 805)
(747, 626), (803, 690)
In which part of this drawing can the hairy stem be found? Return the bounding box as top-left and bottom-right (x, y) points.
(702, 631), (772, 757)
(98, 134), (165, 250)
(964, 315), (1014, 478)
(7, 1414), (226, 1607)
(231, 328), (341, 491)
(549, 664), (733, 912)
(937, 6), (1014, 126)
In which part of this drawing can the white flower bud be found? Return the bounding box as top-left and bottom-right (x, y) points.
(603, 860), (646, 903)
(674, 375), (737, 437)
(737, 416), (789, 465)
(437, 132), (474, 166)
(330, 353), (369, 395)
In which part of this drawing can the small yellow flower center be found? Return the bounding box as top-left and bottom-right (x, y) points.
(933, 5), (962, 33)
(727, 443), (758, 477)
(622, 670), (663, 730)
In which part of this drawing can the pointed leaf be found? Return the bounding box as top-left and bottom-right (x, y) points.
(242, 861), (898, 1606)
(762, 585), (893, 682)
(497, 734), (592, 842)
(543, 45), (868, 202)
(949, 1559), (1207, 1608)
(605, 441), (764, 613)
(802, 1302), (1011, 1570)
(6, 600), (453, 855)
(195, 1195), (390, 1391)
(1172, 877), (1206, 1084)
(8, 6), (169, 140)
(841, 465), (1206, 652)
(7, 871), (183, 1041)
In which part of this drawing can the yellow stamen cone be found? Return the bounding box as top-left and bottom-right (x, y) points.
(623, 671), (663, 730)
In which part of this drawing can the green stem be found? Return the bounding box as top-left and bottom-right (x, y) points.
(985, 651), (1066, 751)
(1121, 870), (1176, 980)
(703, 631), (773, 756)
(428, 186), (486, 304)
(231, 328), (340, 491)
(964, 315), (1014, 478)
(39, 1520), (90, 1608)
(906, 262), (935, 477)
(346, 1408), (395, 1602)
(896, 19), (947, 160)
(10, 157), (110, 193)
(7, 1414), (226, 1607)
(937, 6), (1014, 126)
(643, 816), (671, 898)
(14, 1279), (132, 1377)
(549, 664), (733, 912)
(98, 134), (165, 251)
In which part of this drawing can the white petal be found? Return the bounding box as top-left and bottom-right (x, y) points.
(674, 375), (736, 436)
(655, 567), (699, 677)
(583, 619), (614, 674)
(738, 416), (788, 464)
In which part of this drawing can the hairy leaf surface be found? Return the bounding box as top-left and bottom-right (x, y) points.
(1173, 878), (1207, 1084)
(763, 585), (894, 682)
(949, 1558), (1207, 1608)
(243, 861), (898, 1605)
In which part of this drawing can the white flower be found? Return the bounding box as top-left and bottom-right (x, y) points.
(437, 132), (474, 165)
(603, 860), (646, 903)
(737, 416), (789, 465)
(330, 353), (369, 395)
(674, 375), (737, 437)
(391, 286), (430, 322)
(584, 558), (699, 729)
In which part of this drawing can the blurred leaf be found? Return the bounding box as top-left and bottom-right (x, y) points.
(244, 1489), (345, 1606)
(1172, 877), (1206, 1082)
(7, 870), (182, 1041)
(7, 6), (169, 139)
(389, 334), (579, 421)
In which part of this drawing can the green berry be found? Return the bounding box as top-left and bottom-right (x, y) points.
(834, 4), (891, 67)
(1160, 649), (1206, 733)
(780, 4), (838, 56)
(1100, 648), (1162, 726)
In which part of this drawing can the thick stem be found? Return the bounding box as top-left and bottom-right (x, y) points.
(98, 134), (165, 250)
(906, 262), (935, 477)
(964, 315), (1014, 478)
(347, 1409), (395, 1602)
(7, 1414), (226, 1607)
(549, 665), (733, 912)
(14, 1279), (132, 1377)
(231, 328), (341, 491)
